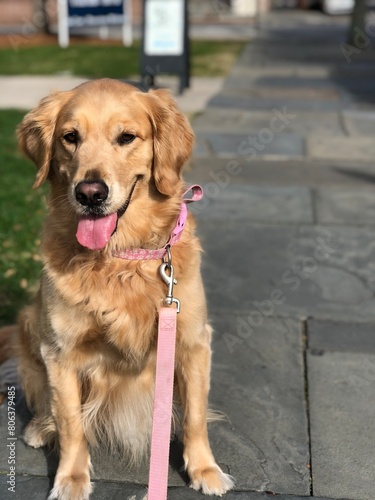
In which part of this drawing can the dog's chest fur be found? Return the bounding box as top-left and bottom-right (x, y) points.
(41, 256), (164, 372)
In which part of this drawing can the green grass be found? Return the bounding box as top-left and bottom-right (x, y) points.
(0, 39), (245, 78)
(0, 110), (46, 325)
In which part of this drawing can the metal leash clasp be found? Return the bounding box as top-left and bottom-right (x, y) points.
(159, 246), (181, 313)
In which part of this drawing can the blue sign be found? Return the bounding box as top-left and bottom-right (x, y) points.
(68, 0), (124, 27)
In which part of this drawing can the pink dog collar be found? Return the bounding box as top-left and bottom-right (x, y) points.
(113, 185), (203, 261)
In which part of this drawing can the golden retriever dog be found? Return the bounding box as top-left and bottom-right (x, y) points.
(16, 79), (234, 499)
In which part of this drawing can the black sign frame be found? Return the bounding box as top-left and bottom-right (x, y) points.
(140, 0), (190, 94)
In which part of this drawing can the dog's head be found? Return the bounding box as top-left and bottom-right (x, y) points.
(17, 79), (194, 251)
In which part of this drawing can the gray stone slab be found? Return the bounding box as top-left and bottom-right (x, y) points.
(170, 490), (333, 500)
(193, 108), (345, 136)
(223, 75), (341, 91)
(0, 475), (147, 500)
(187, 158), (375, 189)
(308, 318), (375, 354)
(0, 475), (336, 500)
(219, 85), (341, 102)
(240, 43), (351, 66)
(227, 64), (334, 81)
(315, 188), (375, 225)
(170, 488), (333, 500)
(0, 395), (185, 487)
(0, 395), (58, 478)
(190, 185), (313, 224)
(342, 109), (375, 136)
(195, 132), (304, 159)
(196, 221), (375, 320)
(192, 136), (211, 157)
(308, 350), (375, 499)
(90, 441), (186, 485)
(231, 61), (375, 81)
(307, 136), (375, 162)
(240, 35), (375, 67)
(208, 94), (346, 112)
(208, 315), (310, 495)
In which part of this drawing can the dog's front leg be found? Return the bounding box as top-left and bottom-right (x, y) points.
(41, 344), (92, 500)
(176, 324), (234, 496)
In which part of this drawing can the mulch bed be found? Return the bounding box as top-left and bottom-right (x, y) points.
(0, 33), (125, 49)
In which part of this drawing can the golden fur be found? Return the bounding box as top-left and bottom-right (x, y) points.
(16, 79), (234, 499)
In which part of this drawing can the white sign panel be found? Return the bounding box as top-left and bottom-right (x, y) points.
(322, 0), (354, 14)
(144, 0), (184, 56)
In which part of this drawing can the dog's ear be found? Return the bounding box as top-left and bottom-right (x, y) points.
(142, 89), (194, 196)
(17, 90), (71, 189)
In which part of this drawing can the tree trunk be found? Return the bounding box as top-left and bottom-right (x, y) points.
(348, 0), (367, 45)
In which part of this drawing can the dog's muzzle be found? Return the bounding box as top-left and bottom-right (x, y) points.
(75, 178), (138, 251)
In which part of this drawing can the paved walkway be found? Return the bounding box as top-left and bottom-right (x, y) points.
(187, 9), (375, 500)
(2, 8), (375, 500)
(0, 75), (224, 115)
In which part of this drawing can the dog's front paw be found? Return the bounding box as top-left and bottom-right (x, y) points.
(189, 464), (234, 496)
(48, 474), (92, 500)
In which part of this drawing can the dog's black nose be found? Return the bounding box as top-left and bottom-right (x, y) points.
(75, 181), (109, 207)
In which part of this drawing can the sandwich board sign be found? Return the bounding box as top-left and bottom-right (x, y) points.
(141, 0), (190, 93)
(58, 0), (132, 48)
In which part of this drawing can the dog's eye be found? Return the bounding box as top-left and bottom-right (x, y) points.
(118, 133), (136, 145)
(63, 132), (78, 144)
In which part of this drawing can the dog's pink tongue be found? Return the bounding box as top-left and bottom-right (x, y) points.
(76, 213), (117, 250)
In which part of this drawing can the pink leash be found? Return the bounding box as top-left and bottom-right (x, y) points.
(147, 187), (203, 499)
(148, 306), (178, 499)
(148, 249), (180, 500)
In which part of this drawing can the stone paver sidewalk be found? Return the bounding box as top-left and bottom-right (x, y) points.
(187, 9), (375, 500)
(2, 8), (375, 500)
